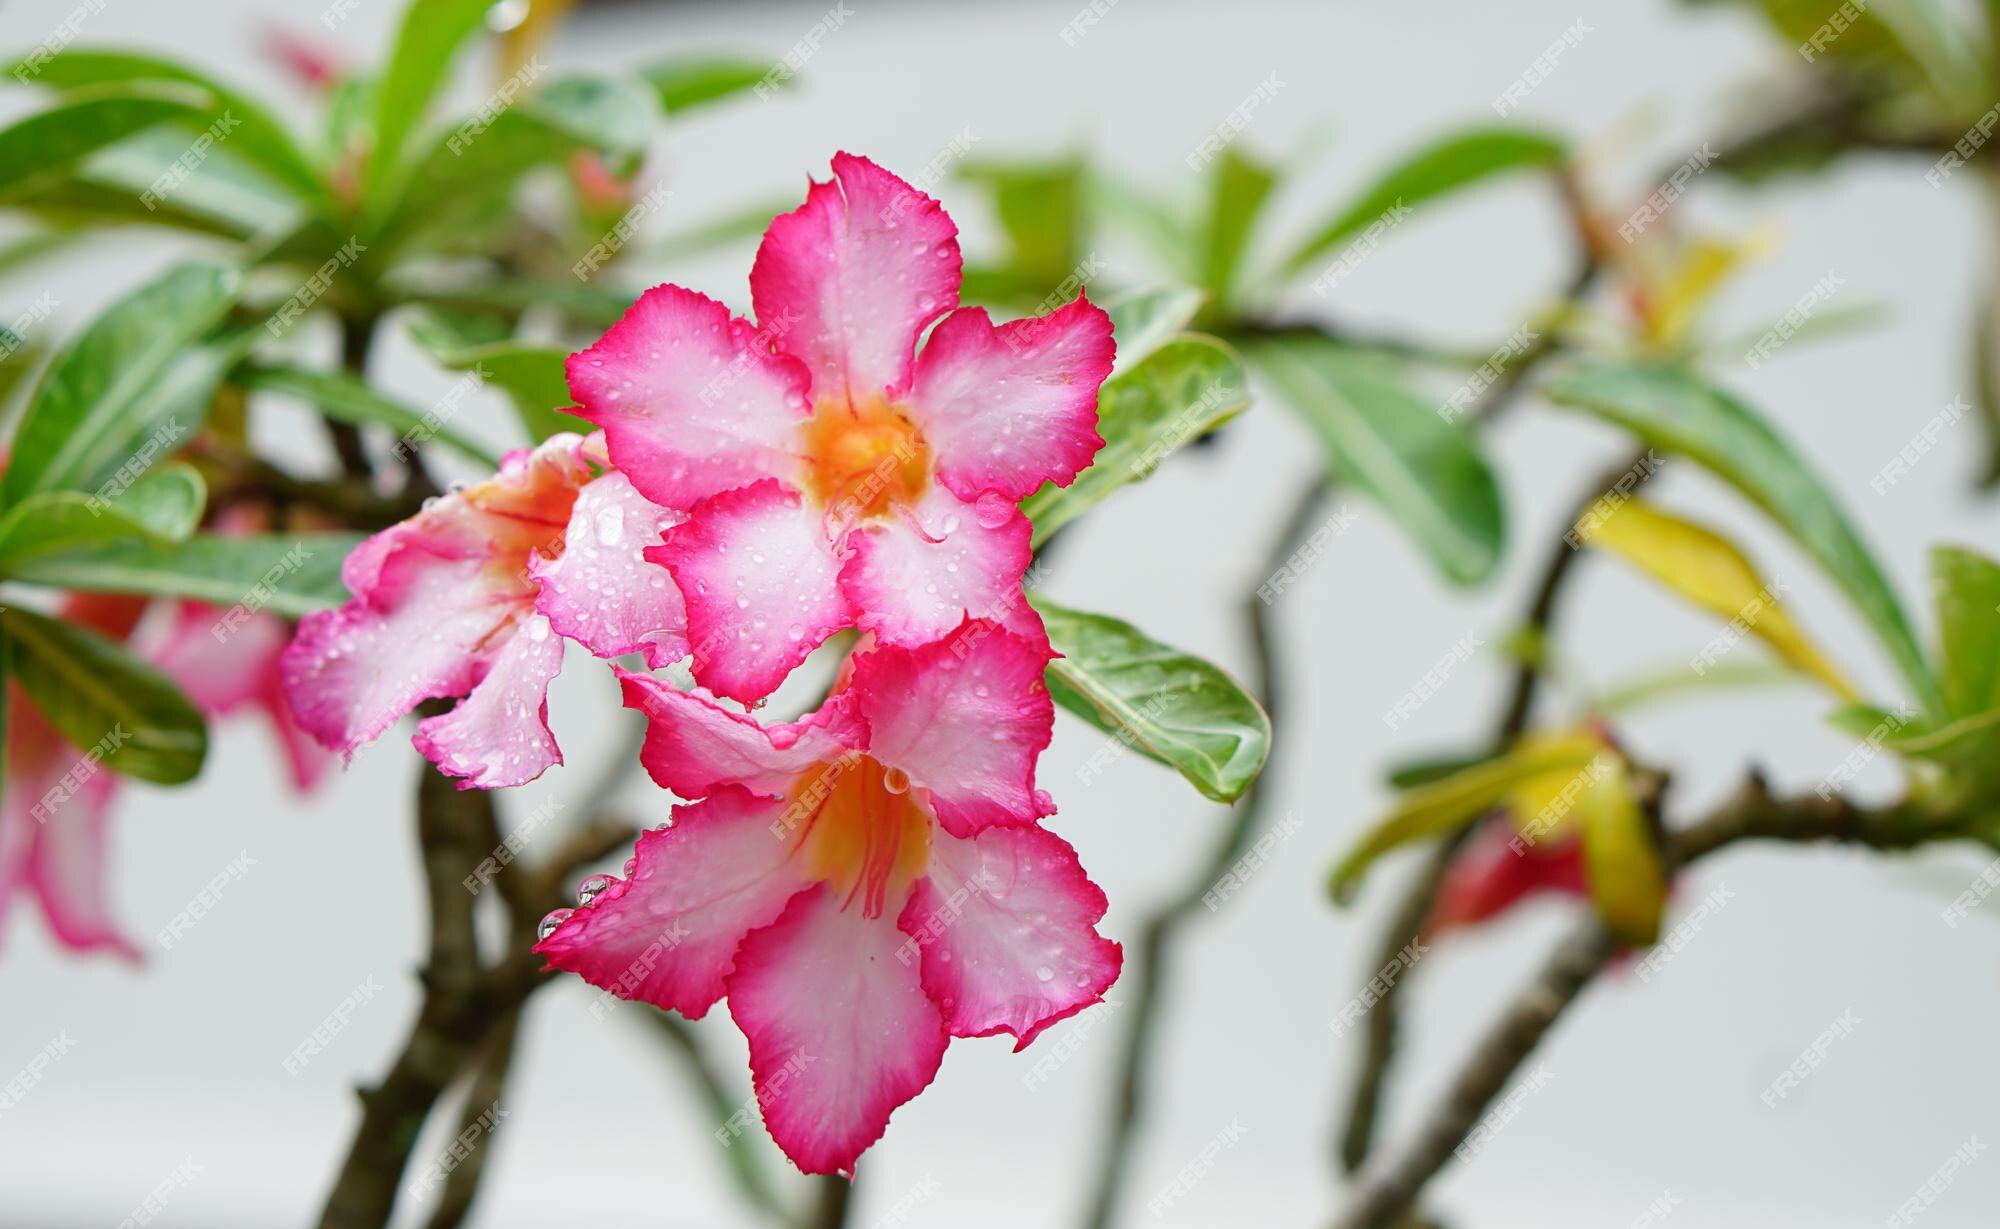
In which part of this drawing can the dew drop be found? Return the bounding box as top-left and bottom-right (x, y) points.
(882, 766), (911, 794)
(576, 873), (617, 905)
(1034, 965), (1054, 983)
(537, 908), (574, 941)
(594, 504), (625, 546)
(974, 491), (1013, 528)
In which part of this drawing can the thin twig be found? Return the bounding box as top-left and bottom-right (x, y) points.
(1077, 473), (1331, 1229)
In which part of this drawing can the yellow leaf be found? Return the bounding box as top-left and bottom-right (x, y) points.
(1329, 730), (1602, 903)
(1577, 754), (1667, 946)
(1576, 499), (1858, 701)
(1503, 727), (1614, 846)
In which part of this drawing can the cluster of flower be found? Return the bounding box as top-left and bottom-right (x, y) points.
(281, 154), (1124, 1175)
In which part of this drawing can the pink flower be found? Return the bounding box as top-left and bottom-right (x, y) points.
(1423, 818), (1589, 940)
(280, 432), (688, 789)
(534, 620), (1120, 1175)
(569, 152), (1116, 704)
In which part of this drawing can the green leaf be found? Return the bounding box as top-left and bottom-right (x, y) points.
(5, 262), (243, 502)
(5, 48), (326, 204)
(1199, 146), (1278, 318)
(235, 362), (500, 468)
(1280, 127), (1565, 280)
(1085, 169), (1196, 283)
(1032, 593), (1270, 804)
(0, 463), (205, 569)
(1329, 731), (1604, 903)
(1102, 285), (1206, 379)
(377, 73), (660, 254)
(0, 82), (217, 205)
(959, 158), (1087, 295)
(1, 605), (205, 784)
(6, 533), (361, 618)
(1024, 335), (1249, 547)
(1932, 545), (2000, 718)
(1546, 360), (1942, 714)
(1970, 288), (2000, 488)
(405, 311), (584, 441)
(641, 56), (778, 114)
(649, 198), (788, 263)
(392, 275), (634, 329)
(366, 0), (496, 207)
(1248, 334), (1505, 585)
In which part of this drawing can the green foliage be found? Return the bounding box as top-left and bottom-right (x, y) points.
(2, 605), (206, 784)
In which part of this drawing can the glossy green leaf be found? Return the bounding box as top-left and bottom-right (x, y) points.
(1249, 334), (1505, 585)
(0, 82), (217, 204)
(1330, 731), (1604, 903)
(235, 362), (500, 468)
(366, 0), (495, 206)
(1033, 593), (1270, 803)
(1933, 545), (2000, 718)
(405, 311), (584, 441)
(1102, 285), (1205, 379)
(5, 262), (243, 502)
(0, 463), (205, 569)
(641, 56), (779, 113)
(6, 532), (360, 618)
(1199, 146), (1278, 318)
(1547, 360), (1941, 714)
(6, 48), (325, 203)
(2, 605), (206, 784)
(1024, 335), (1249, 547)
(1280, 127), (1565, 279)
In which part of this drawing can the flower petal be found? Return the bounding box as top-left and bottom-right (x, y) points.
(1425, 818), (1589, 940)
(568, 284), (811, 509)
(725, 883), (949, 1175)
(617, 667), (861, 799)
(839, 486), (1041, 649)
(907, 295), (1113, 502)
(26, 773), (137, 960)
(145, 601), (331, 792)
(749, 152), (961, 405)
(847, 622), (1054, 837)
(532, 471), (689, 669)
(535, 786), (810, 1019)
(648, 478), (852, 705)
(900, 823), (1119, 1048)
(410, 614), (566, 789)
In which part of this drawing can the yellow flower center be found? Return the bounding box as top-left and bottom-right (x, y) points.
(799, 398), (930, 523)
(786, 753), (931, 917)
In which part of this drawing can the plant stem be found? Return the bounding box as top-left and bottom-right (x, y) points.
(423, 1007), (522, 1229)
(1077, 473), (1330, 1229)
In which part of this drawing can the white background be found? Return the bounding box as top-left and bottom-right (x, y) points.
(3, 0), (2000, 1225)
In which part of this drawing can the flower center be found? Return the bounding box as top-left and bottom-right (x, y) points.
(787, 754), (931, 917)
(799, 398), (930, 523)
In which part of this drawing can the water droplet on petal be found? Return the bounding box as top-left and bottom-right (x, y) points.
(882, 766), (910, 794)
(576, 873), (617, 905)
(974, 491), (1013, 528)
(594, 505), (625, 546)
(1034, 965), (1054, 983)
(537, 908), (574, 941)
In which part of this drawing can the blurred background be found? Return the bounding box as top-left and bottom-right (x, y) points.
(3, 0), (1999, 1225)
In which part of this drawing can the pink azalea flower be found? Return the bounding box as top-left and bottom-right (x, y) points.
(569, 152), (1117, 704)
(535, 619), (1121, 1175)
(280, 432), (689, 789)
